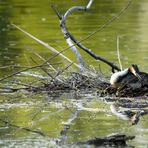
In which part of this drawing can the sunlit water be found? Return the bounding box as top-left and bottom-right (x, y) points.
(0, 0), (148, 147)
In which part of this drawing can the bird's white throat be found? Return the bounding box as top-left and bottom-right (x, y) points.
(110, 69), (128, 86)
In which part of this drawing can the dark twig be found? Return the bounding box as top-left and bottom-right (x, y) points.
(26, 46), (58, 72)
(70, 34), (120, 72)
(80, 0), (133, 44)
(0, 50), (77, 82)
(51, 5), (62, 20)
(0, 52), (64, 82)
(0, 86), (25, 93)
(11, 81), (38, 89)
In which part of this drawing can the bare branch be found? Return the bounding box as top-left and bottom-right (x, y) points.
(60, 18), (85, 71)
(53, 0), (133, 72)
(63, 0), (94, 23)
(52, 1), (95, 71)
(70, 34), (121, 72)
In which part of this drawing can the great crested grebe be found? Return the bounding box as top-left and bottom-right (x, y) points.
(110, 64), (142, 89)
(110, 103), (142, 125)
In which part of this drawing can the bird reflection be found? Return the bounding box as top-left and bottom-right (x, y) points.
(110, 103), (143, 125)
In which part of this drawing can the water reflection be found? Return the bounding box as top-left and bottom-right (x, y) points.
(0, 92), (147, 147)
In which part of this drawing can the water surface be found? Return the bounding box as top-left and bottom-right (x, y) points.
(0, 0), (148, 147)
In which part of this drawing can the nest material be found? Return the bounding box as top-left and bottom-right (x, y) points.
(33, 72), (109, 93)
(24, 72), (148, 98)
(32, 72), (148, 98)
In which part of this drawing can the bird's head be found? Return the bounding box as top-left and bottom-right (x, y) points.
(128, 64), (142, 80)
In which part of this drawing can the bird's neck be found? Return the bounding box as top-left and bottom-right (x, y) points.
(110, 68), (129, 87)
(119, 68), (129, 77)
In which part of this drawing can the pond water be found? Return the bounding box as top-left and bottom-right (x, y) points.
(0, 0), (148, 147)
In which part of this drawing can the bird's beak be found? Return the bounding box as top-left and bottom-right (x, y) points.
(134, 72), (142, 80)
(130, 65), (142, 80)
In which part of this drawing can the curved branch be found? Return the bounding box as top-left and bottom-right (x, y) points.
(53, 0), (94, 72)
(60, 0), (120, 72)
(60, 20), (85, 71)
(63, 0), (94, 24)
(52, 0), (133, 72)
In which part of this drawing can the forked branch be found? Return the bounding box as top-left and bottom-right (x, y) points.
(52, 0), (120, 72)
(52, 0), (132, 72)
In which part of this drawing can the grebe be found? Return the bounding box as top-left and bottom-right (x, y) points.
(110, 103), (142, 125)
(110, 64), (142, 89)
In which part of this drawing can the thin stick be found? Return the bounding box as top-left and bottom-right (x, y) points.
(30, 57), (54, 79)
(30, 57), (64, 82)
(26, 47), (58, 72)
(0, 64), (46, 82)
(117, 36), (123, 71)
(78, 0), (133, 46)
(33, 52), (57, 72)
(11, 24), (80, 69)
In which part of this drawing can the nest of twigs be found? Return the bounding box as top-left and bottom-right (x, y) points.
(29, 72), (148, 98)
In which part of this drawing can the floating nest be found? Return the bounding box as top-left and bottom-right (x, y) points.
(31, 72), (148, 98)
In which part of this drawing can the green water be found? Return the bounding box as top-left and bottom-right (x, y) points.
(0, 0), (148, 147)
